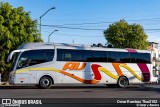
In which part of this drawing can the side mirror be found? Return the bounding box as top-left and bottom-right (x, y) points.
(7, 50), (22, 62)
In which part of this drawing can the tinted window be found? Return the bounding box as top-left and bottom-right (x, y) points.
(57, 49), (107, 62)
(108, 51), (130, 63)
(57, 49), (93, 62)
(130, 53), (151, 63)
(57, 49), (150, 64)
(82, 50), (92, 62)
(57, 49), (83, 61)
(17, 49), (54, 69)
(90, 51), (107, 62)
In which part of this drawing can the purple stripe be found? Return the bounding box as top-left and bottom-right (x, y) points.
(137, 63), (150, 73)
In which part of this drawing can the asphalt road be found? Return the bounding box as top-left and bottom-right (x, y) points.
(0, 84), (160, 98)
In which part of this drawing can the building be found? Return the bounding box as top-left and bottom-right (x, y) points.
(148, 42), (160, 76)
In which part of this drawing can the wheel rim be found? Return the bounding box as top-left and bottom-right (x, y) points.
(119, 77), (128, 87)
(41, 78), (50, 87)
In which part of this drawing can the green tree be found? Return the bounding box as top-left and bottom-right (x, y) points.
(104, 19), (148, 49)
(0, 2), (42, 75)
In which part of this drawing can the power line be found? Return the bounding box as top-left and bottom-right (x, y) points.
(41, 9), (160, 16)
(50, 21), (113, 26)
(145, 29), (160, 31)
(38, 17), (160, 27)
(55, 33), (104, 37)
(41, 17), (160, 25)
(41, 24), (104, 31)
(41, 24), (160, 32)
(43, 31), (104, 37)
(127, 18), (160, 22)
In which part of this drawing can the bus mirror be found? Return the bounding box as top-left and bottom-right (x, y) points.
(7, 52), (13, 62)
(7, 50), (21, 62)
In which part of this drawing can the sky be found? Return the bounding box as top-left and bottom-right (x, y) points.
(1, 0), (160, 46)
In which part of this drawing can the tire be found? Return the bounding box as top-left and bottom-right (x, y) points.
(117, 76), (129, 88)
(39, 76), (52, 89)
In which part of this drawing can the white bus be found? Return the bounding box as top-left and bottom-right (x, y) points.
(7, 43), (152, 89)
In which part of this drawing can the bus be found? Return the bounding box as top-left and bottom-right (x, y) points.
(7, 43), (152, 89)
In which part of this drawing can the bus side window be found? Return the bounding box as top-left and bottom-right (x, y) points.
(64, 53), (72, 61)
(82, 50), (92, 62)
(108, 51), (130, 63)
(57, 49), (83, 61)
(130, 53), (151, 63)
(57, 49), (72, 61)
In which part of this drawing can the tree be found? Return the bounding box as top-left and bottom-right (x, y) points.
(104, 19), (148, 49)
(0, 2), (42, 76)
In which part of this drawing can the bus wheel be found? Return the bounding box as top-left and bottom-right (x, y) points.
(39, 76), (52, 89)
(117, 76), (129, 88)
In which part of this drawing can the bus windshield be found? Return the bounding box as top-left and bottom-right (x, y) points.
(17, 49), (54, 69)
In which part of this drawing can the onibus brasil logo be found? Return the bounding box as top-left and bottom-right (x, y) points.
(1, 99), (42, 107)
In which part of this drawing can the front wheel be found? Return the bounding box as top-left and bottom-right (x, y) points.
(39, 76), (52, 89)
(117, 76), (129, 88)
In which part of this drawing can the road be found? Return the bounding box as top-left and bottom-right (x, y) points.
(0, 84), (160, 98)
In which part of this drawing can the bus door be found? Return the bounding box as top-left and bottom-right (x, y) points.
(15, 55), (38, 84)
(14, 50), (36, 84)
(15, 51), (30, 84)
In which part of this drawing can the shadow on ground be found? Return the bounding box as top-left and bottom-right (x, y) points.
(0, 84), (160, 92)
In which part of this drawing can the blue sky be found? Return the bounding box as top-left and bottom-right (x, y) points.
(1, 0), (160, 46)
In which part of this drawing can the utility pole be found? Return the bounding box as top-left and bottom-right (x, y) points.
(40, 7), (55, 36)
(48, 30), (58, 43)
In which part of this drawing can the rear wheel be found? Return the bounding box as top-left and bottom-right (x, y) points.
(39, 76), (52, 89)
(117, 76), (129, 88)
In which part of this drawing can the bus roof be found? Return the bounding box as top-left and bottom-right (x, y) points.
(17, 42), (151, 53)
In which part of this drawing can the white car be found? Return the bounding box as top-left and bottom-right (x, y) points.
(150, 76), (158, 84)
